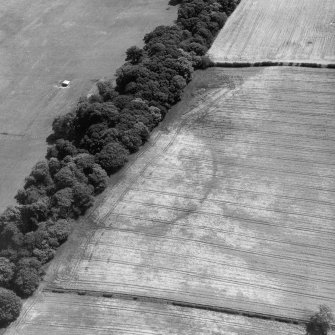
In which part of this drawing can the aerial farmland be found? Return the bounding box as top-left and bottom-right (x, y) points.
(46, 66), (335, 319)
(1, 0), (335, 334)
(0, 0), (177, 213)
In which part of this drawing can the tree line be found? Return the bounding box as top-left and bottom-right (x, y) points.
(0, 0), (241, 326)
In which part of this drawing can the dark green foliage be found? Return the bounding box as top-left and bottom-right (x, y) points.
(74, 154), (108, 193)
(96, 80), (119, 102)
(119, 128), (143, 153)
(144, 25), (189, 51)
(52, 112), (76, 140)
(80, 123), (120, 154)
(16, 186), (46, 205)
(26, 161), (53, 185)
(15, 161), (54, 210)
(126, 46), (144, 64)
(48, 158), (62, 176)
(47, 139), (78, 160)
(112, 95), (133, 110)
(0, 205), (45, 240)
(46, 219), (72, 244)
(306, 305), (334, 335)
(13, 258), (42, 297)
(53, 166), (77, 189)
(51, 187), (74, 218)
(0, 288), (22, 325)
(74, 153), (96, 172)
(73, 102), (119, 138)
(198, 55), (214, 69)
(88, 164), (108, 194)
(0, 218), (23, 252)
(95, 142), (129, 174)
(54, 162), (87, 190)
(217, 0), (240, 16)
(25, 198), (50, 226)
(169, 0), (182, 5)
(88, 94), (104, 103)
(185, 42), (208, 55)
(117, 100), (159, 131)
(0, 258), (15, 287)
(72, 183), (94, 216)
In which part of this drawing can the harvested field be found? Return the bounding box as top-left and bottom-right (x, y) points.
(0, 0), (177, 212)
(208, 0), (335, 65)
(42, 67), (335, 321)
(5, 292), (305, 335)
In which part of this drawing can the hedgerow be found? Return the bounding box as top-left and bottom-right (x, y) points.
(0, 0), (240, 326)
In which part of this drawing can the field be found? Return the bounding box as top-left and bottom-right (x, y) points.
(4, 292), (305, 335)
(3, 1), (335, 334)
(0, 0), (177, 212)
(6, 66), (334, 334)
(26, 66), (333, 323)
(208, 0), (335, 65)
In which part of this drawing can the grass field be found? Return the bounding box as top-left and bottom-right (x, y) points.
(5, 292), (305, 335)
(32, 67), (335, 323)
(0, 0), (177, 212)
(208, 0), (335, 65)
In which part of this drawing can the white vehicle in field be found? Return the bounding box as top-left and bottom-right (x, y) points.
(61, 80), (70, 87)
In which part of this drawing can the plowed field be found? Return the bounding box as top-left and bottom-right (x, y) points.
(208, 0), (335, 65)
(42, 67), (335, 321)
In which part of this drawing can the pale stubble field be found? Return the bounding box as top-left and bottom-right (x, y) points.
(208, 0), (335, 65)
(5, 292), (305, 335)
(2, 0), (335, 333)
(6, 67), (332, 334)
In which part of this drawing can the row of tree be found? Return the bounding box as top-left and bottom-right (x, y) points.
(0, 0), (241, 327)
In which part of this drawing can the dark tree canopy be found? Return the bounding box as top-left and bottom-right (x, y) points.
(95, 142), (129, 174)
(0, 257), (15, 287)
(306, 305), (334, 335)
(0, 0), (240, 325)
(13, 258), (43, 297)
(0, 288), (22, 325)
(126, 46), (144, 64)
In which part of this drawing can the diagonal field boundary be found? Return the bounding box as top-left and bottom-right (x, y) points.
(212, 61), (335, 69)
(45, 287), (335, 330)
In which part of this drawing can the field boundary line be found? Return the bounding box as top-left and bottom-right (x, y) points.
(43, 287), (326, 328)
(212, 61), (335, 69)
